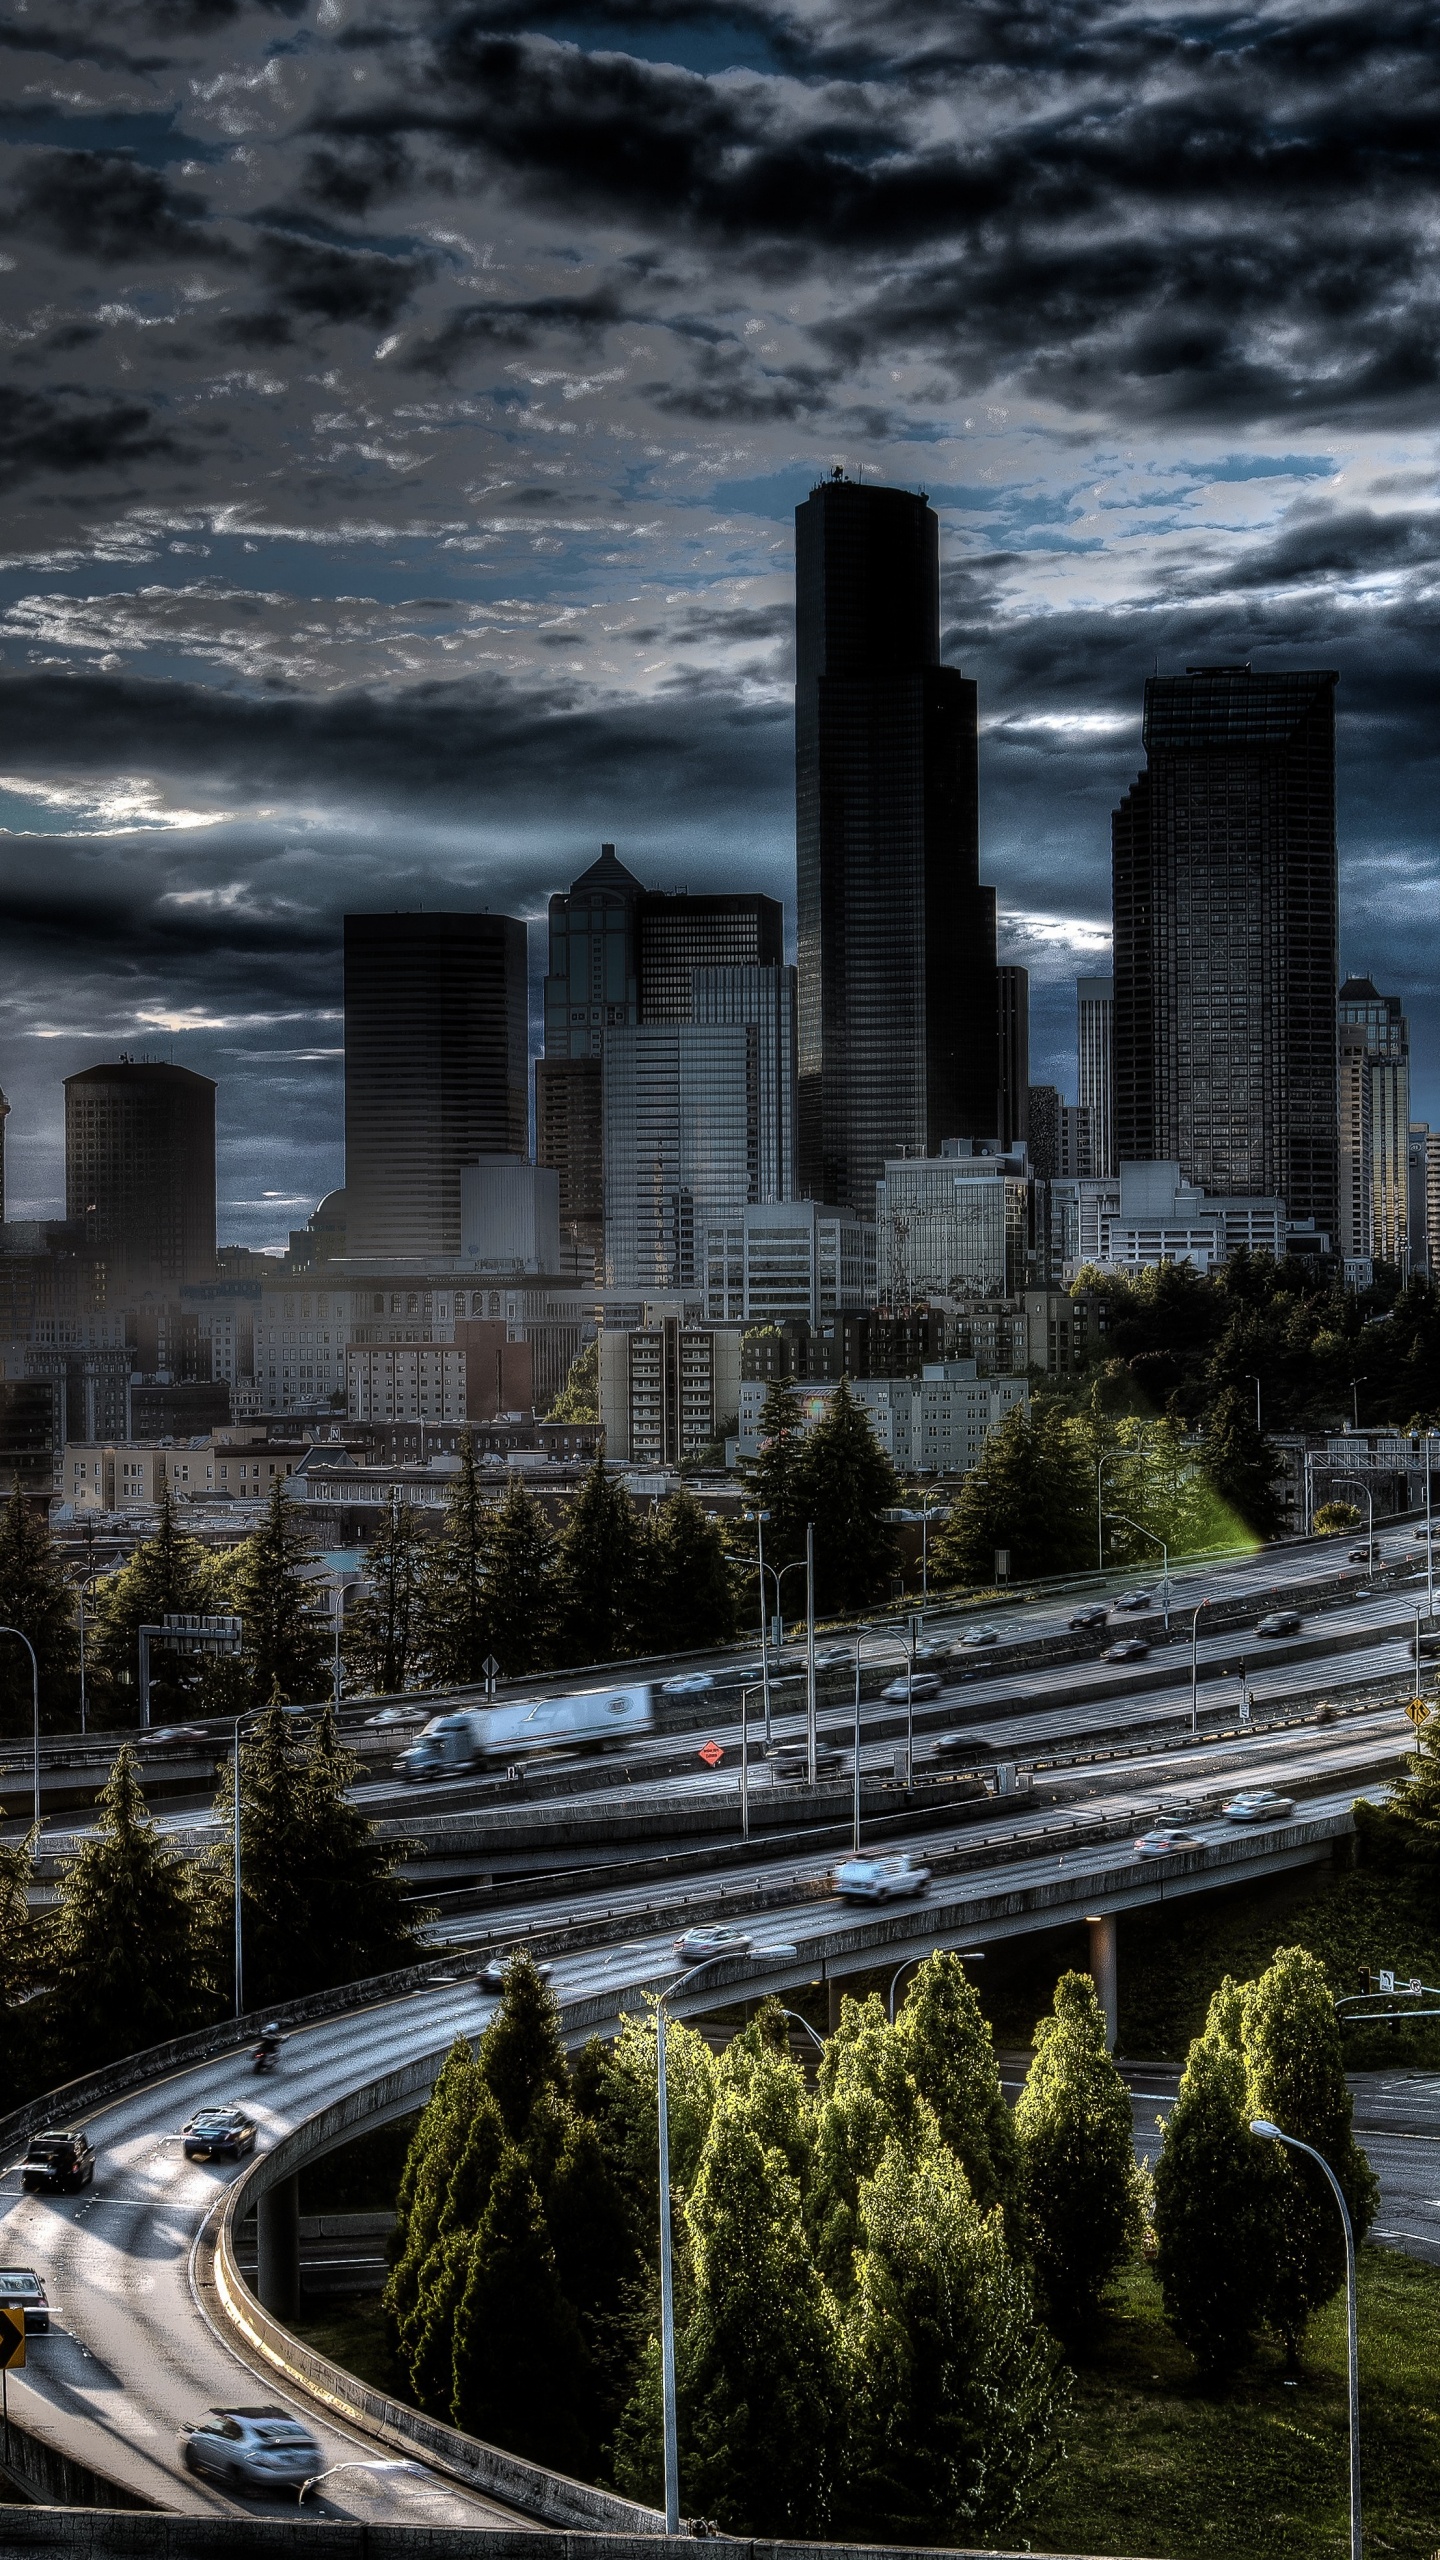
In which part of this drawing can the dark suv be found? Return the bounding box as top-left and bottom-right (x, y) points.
(22, 2129), (95, 2194)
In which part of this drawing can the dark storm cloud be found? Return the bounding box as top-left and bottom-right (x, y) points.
(8, 149), (227, 262)
(0, 387), (184, 490)
(254, 225), (432, 328)
(406, 283), (626, 373)
(1193, 507), (1440, 589)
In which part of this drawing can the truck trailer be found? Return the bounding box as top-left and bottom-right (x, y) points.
(396, 1683), (653, 1779)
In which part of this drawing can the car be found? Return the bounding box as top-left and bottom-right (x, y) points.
(147, 1724), (211, 1745)
(1349, 1546), (1374, 1563)
(1222, 1789), (1296, 1822)
(181, 2107), (258, 2162)
(1069, 1604), (1110, 1629)
(834, 1853), (930, 1903)
(180, 2407), (323, 2495)
(21, 2128), (94, 2194)
(926, 1731), (974, 1760)
(911, 1641), (949, 1666)
(881, 1670), (943, 1701)
(767, 1740), (845, 1780)
(1134, 1825), (1202, 1858)
(672, 1925), (754, 1961)
(365, 1704), (427, 1727)
(660, 1671), (715, 1696)
(1413, 1527), (1437, 1542)
(1115, 1588), (1154, 1612)
(719, 1661), (765, 1685)
(0, 2270), (49, 2333)
(1255, 1611), (1302, 1637)
(1102, 1637), (1151, 1662)
(957, 1625), (999, 1648)
(812, 1646), (853, 1670)
(477, 1953), (554, 1990)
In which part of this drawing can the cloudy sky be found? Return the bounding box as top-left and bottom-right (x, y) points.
(3, 0), (1439, 1243)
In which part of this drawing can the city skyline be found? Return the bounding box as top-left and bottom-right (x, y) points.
(1, 3), (1439, 1242)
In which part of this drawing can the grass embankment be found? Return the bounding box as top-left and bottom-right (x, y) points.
(291, 2291), (401, 2399)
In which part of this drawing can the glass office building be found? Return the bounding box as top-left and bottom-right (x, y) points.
(1077, 974), (1116, 1177)
(636, 893), (782, 1023)
(692, 963), (797, 1203)
(1338, 974), (1410, 1267)
(602, 1024), (755, 1291)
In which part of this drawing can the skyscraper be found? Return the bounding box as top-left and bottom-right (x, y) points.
(692, 963), (798, 1202)
(1337, 1022), (1373, 1263)
(636, 892), (783, 1023)
(344, 911), (527, 1260)
(997, 965), (1030, 1148)
(602, 1023), (756, 1291)
(1077, 975), (1117, 1177)
(1112, 665), (1339, 1234)
(65, 1060), (216, 1291)
(538, 843), (641, 1278)
(795, 472), (999, 1211)
(1338, 975), (1410, 1266)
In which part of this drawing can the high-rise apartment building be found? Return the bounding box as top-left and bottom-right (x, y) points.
(636, 893), (783, 1023)
(602, 1023), (756, 1291)
(1337, 1023), (1373, 1264)
(1408, 1124), (1431, 1276)
(1077, 975), (1117, 1177)
(795, 473), (999, 1210)
(65, 1060), (216, 1292)
(1337, 975), (1410, 1267)
(344, 912), (527, 1260)
(1026, 1085), (1093, 1180)
(692, 963), (797, 1202)
(1113, 666), (1339, 1235)
(997, 965), (1030, 1148)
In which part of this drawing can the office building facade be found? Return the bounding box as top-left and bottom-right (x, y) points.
(65, 1060), (216, 1292)
(602, 1023), (756, 1291)
(636, 892), (783, 1023)
(1077, 975), (1117, 1176)
(997, 965), (1030, 1147)
(875, 1141), (1031, 1303)
(1338, 975), (1410, 1268)
(1113, 666), (1339, 1234)
(1409, 1125), (1432, 1276)
(1337, 1022), (1373, 1266)
(344, 911), (527, 1261)
(703, 1198), (876, 1327)
(795, 474), (999, 1211)
(692, 963), (798, 1203)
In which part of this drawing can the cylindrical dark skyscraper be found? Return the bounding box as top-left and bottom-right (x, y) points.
(795, 473), (998, 1210)
(65, 1060), (216, 1291)
(344, 911), (528, 1258)
(1113, 666), (1339, 1237)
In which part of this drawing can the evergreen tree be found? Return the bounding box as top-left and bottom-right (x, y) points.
(552, 1454), (640, 1665)
(450, 2145), (592, 2471)
(713, 2004), (814, 2188)
(598, 2006), (719, 2237)
(1200, 1385), (1284, 1539)
(549, 1338), (598, 1423)
(293, 1706), (422, 1996)
(793, 1380), (901, 1617)
(0, 1828), (37, 2096)
(933, 1402), (1093, 1585)
(808, 1992), (932, 2292)
(386, 2036), (488, 2375)
(894, 1950), (1022, 2233)
(1014, 1972), (1143, 2339)
(217, 1701), (311, 2010)
(345, 1495), (425, 1696)
(640, 1489), (737, 1655)
(45, 1747), (216, 2073)
(844, 2138), (1065, 2543)
(404, 2084), (509, 2418)
(1239, 1945), (1378, 2359)
(1152, 2029), (1280, 2377)
(1355, 1712), (1440, 1876)
(476, 1949), (570, 2140)
(731, 1377), (810, 1610)
(479, 1479), (555, 1678)
(546, 2102), (648, 2445)
(0, 1491), (78, 1737)
(88, 1487), (219, 1722)
(415, 1436), (493, 1687)
(227, 1477), (331, 1708)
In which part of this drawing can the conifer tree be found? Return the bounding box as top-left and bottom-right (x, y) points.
(793, 1380), (901, 1616)
(1239, 1945), (1378, 2358)
(552, 1454), (640, 1665)
(1152, 2030), (1280, 2377)
(415, 1436), (494, 1686)
(731, 1377), (809, 1617)
(450, 2146), (592, 2471)
(293, 1706), (422, 1995)
(476, 1948), (570, 2140)
(403, 2084), (508, 2416)
(0, 1491), (79, 1735)
(0, 1828), (37, 2095)
(933, 1402), (1093, 1585)
(808, 1992), (933, 2292)
(88, 1487), (219, 1721)
(478, 1478), (555, 1677)
(1014, 1971), (1143, 2339)
(45, 1747), (216, 2073)
(640, 1489), (737, 1655)
(227, 1477), (331, 1707)
(344, 1494), (425, 1696)
(844, 2138), (1065, 2542)
(217, 1701), (311, 2009)
(894, 1950), (1022, 2233)
(1355, 1713), (1440, 1875)
(546, 2104), (648, 2444)
(386, 2037), (487, 2369)
(1200, 1384), (1283, 1539)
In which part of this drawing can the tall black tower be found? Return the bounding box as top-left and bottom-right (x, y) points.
(795, 473), (998, 1210)
(1113, 665), (1339, 1237)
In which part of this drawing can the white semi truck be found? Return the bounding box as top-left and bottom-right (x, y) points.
(395, 1683), (653, 1779)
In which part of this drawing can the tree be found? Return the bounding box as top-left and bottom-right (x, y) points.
(1014, 1972), (1143, 2339)
(1356, 1712), (1440, 1876)
(292, 1706), (422, 1996)
(808, 1992), (932, 2292)
(45, 1747), (216, 2074)
(1152, 2029), (1280, 2377)
(479, 1479), (555, 1678)
(415, 1436), (493, 1686)
(0, 1829), (37, 2095)
(1313, 1500), (1362, 1534)
(1200, 1385), (1284, 1540)
(844, 2138), (1066, 2543)
(731, 1377), (810, 1603)
(894, 1950), (1021, 2234)
(1238, 1945), (1378, 2360)
(451, 2145), (592, 2469)
(476, 1949), (570, 2140)
(793, 1380), (901, 1617)
(549, 1338), (598, 1423)
(552, 1455), (640, 1665)
(226, 1477), (331, 1707)
(87, 1487), (219, 1722)
(933, 1402), (1093, 1585)
(0, 1492), (78, 1737)
(217, 1701), (310, 2011)
(344, 1495), (425, 1696)
(638, 1489), (736, 1655)
(386, 2036), (491, 2386)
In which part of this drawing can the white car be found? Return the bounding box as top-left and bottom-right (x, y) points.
(672, 1924), (753, 1961)
(1134, 1825), (1202, 1858)
(366, 1704), (427, 1727)
(660, 1671), (715, 1696)
(958, 1625), (1000, 1648)
(477, 1954), (554, 1990)
(1223, 1790), (1296, 1823)
(812, 1646), (853, 1670)
(881, 1671), (943, 1702)
(834, 1853), (930, 1903)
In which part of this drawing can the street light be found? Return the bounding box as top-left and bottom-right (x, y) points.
(1250, 2120), (1360, 2560)
(1247, 1375), (1263, 1432)
(1106, 1512), (1170, 1632)
(776, 2006), (824, 2054)
(745, 1509), (772, 1745)
(888, 1950), (983, 2022)
(1332, 1473), (1375, 1576)
(1351, 1375), (1368, 1433)
(655, 1942), (798, 2532)
(0, 1627), (41, 1833)
(913, 1488), (947, 1603)
(1096, 1451), (1124, 1572)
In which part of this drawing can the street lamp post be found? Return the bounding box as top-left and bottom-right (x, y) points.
(751, 1509), (771, 1744)
(1247, 1375), (1263, 1432)
(1096, 1452), (1123, 1572)
(0, 1627), (41, 1833)
(1351, 1375), (1368, 1433)
(805, 1521), (817, 1785)
(1333, 1473), (1375, 1576)
(888, 1949), (983, 2022)
(1189, 1598), (1209, 1737)
(852, 1635), (863, 1855)
(1250, 2120), (1360, 2560)
(1106, 1512), (1170, 1632)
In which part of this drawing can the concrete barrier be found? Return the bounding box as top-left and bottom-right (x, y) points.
(0, 2516), (1148, 2560)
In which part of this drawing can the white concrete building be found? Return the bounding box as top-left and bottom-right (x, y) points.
(735, 1360), (1027, 1475)
(346, 1343), (466, 1423)
(703, 1199), (875, 1327)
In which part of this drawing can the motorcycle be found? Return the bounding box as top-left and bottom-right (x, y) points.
(251, 2027), (284, 2075)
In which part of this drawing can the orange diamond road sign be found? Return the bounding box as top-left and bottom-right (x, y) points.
(1406, 1700), (1431, 1728)
(697, 1740), (724, 1767)
(0, 2307), (25, 2369)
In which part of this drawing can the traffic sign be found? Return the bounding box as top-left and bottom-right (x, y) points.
(697, 1739), (724, 1768)
(0, 2306), (25, 2369)
(1406, 1699), (1431, 1728)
